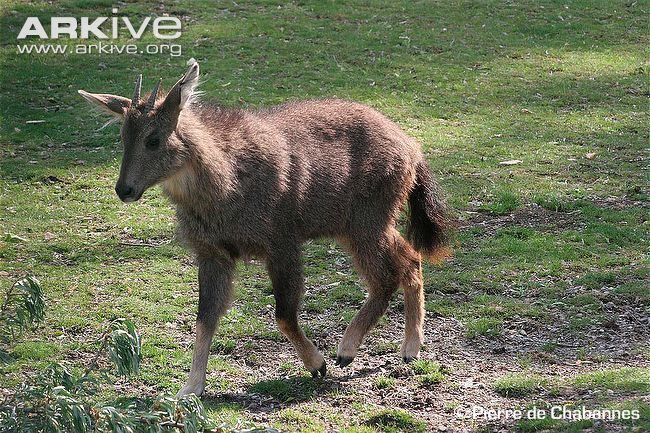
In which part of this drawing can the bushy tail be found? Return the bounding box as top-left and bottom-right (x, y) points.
(406, 161), (456, 262)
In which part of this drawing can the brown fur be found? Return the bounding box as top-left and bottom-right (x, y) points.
(78, 64), (455, 397)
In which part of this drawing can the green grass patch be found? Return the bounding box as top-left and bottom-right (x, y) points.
(374, 376), (396, 390)
(532, 194), (574, 212)
(516, 418), (592, 433)
(410, 359), (446, 386)
(615, 281), (650, 302)
(365, 409), (426, 433)
(11, 341), (59, 360)
(515, 417), (563, 433)
(277, 408), (325, 433)
(420, 371), (445, 386)
(466, 317), (503, 338)
(203, 402), (250, 429)
(248, 376), (320, 403)
(572, 368), (650, 393)
(211, 338), (237, 355)
(410, 359), (442, 375)
(481, 189), (521, 215)
(575, 271), (617, 289)
(493, 373), (547, 398)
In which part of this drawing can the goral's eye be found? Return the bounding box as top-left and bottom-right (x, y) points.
(145, 136), (161, 150)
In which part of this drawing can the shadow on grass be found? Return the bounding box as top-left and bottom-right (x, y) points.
(202, 366), (391, 412)
(246, 376), (321, 403)
(201, 374), (337, 411)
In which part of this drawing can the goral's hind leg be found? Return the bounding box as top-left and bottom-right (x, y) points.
(336, 228), (425, 366)
(395, 234), (425, 362)
(267, 247), (326, 377)
(336, 231), (400, 367)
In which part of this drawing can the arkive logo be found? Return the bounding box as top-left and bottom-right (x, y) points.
(16, 8), (183, 57)
(17, 8), (181, 40)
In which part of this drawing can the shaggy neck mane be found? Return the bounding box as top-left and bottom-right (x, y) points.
(161, 106), (236, 208)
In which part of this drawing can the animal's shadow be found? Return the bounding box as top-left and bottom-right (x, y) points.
(201, 366), (384, 413)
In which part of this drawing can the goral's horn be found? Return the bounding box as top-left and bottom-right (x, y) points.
(144, 78), (162, 113)
(132, 74), (142, 106)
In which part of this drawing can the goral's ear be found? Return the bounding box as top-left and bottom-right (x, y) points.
(160, 59), (200, 122)
(77, 90), (131, 118)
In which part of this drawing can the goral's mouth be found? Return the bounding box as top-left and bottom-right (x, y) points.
(119, 189), (143, 203)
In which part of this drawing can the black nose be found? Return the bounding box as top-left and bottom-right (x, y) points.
(115, 183), (134, 201)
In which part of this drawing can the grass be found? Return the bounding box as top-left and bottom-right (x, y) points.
(420, 371), (445, 386)
(493, 373), (548, 398)
(481, 189), (522, 215)
(0, 0), (648, 431)
(572, 368), (650, 393)
(374, 375), (396, 390)
(514, 400), (650, 433)
(466, 317), (503, 338)
(410, 359), (442, 375)
(410, 359), (446, 386)
(533, 194), (574, 213)
(365, 409), (427, 433)
(211, 338), (237, 355)
(493, 367), (650, 399)
(248, 376), (320, 403)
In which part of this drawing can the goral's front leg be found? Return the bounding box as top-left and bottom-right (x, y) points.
(177, 256), (234, 397)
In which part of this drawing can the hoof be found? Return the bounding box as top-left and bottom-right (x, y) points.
(176, 388), (203, 398)
(402, 355), (416, 364)
(176, 385), (204, 398)
(335, 355), (354, 368)
(311, 361), (327, 378)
